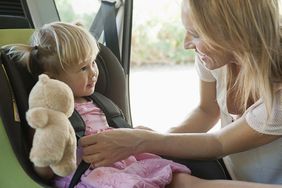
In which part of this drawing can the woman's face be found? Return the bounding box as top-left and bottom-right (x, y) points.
(181, 5), (235, 70)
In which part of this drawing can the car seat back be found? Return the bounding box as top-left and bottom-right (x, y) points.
(0, 28), (131, 187)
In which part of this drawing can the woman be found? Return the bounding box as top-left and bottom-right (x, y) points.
(80, 0), (282, 186)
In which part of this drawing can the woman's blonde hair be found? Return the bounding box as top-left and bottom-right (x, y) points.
(184, 0), (282, 115)
(7, 21), (99, 76)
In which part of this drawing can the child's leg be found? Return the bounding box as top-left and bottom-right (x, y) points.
(166, 173), (196, 188)
(167, 173), (282, 188)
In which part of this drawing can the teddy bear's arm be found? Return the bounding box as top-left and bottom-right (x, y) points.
(26, 107), (49, 128)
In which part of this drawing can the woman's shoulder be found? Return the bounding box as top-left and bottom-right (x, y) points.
(245, 84), (282, 135)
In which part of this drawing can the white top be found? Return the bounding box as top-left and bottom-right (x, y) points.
(194, 55), (282, 184)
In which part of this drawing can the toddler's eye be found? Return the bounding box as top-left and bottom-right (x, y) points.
(81, 66), (87, 71)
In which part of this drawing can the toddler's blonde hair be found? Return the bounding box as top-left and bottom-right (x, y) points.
(7, 22), (99, 77)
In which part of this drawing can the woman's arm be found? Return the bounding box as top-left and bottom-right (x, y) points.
(80, 116), (280, 166)
(151, 117), (281, 159)
(169, 80), (220, 133)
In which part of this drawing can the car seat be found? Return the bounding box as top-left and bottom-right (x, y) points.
(0, 28), (131, 187)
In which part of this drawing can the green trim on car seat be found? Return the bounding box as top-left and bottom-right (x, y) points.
(0, 29), (34, 46)
(0, 28), (41, 187)
(0, 118), (41, 188)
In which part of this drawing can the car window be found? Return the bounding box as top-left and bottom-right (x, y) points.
(130, 0), (199, 132)
(54, 0), (101, 29)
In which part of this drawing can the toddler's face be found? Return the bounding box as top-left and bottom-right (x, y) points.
(56, 59), (99, 102)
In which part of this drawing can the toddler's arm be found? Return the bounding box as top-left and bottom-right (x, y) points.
(34, 165), (54, 180)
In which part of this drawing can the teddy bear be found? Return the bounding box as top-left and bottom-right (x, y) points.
(26, 74), (77, 177)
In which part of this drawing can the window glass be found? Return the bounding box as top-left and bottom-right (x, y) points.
(54, 0), (100, 29)
(130, 0), (199, 132)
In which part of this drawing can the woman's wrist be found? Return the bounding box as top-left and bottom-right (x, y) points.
(136, 130), (166, 155)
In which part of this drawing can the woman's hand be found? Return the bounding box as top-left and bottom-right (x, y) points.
(79, 128), (154, 167)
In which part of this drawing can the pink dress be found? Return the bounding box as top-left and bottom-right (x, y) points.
(54, 101), (190, 188)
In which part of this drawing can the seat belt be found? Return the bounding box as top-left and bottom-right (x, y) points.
(68, 92), (130, 188)
(89, 0), (121, 61)
(68, 160), (89, 188)
(90, 92), (130, 128)
(68, 110), (85, 140)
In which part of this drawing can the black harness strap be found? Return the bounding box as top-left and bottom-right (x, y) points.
(89, 0), (121, 62)
(68, 92), (131, 188)
(68, 160), (89, 188)
(90, 92), (130, 128)
(68, 110), (85, 140)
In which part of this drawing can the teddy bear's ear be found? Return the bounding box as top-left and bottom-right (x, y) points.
(39, 74), (50, 84)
